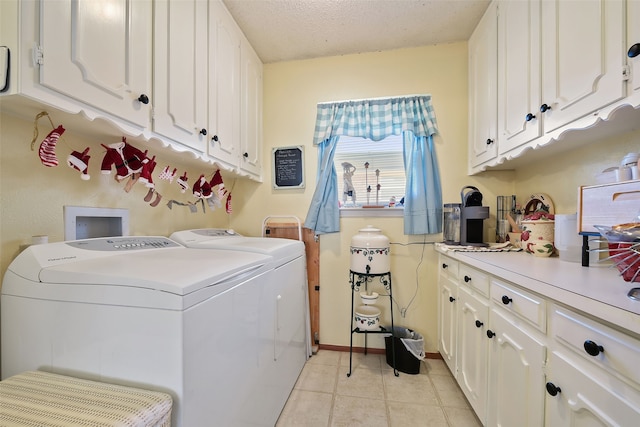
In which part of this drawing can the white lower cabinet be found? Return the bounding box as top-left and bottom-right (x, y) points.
(457, 285), (490, 424)
(545, 351), (640, 426)
(438, 273), (458, 374)
(438, 253), (640, 426)
(486, 307), (546, 427)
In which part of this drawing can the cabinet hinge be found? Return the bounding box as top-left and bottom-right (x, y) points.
(32, 44), (43, 67)
(622, 65), (630, 81)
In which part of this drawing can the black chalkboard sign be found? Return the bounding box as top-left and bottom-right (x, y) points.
(272, 146), (305, 189)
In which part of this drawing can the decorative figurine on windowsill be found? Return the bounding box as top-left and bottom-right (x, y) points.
(342, 162), (357, 206)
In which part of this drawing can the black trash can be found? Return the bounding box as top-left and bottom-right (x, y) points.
(384, 327), (423, 375)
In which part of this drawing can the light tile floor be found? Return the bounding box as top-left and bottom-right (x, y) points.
(276, 350), (482, 427)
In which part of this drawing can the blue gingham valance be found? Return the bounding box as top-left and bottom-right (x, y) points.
(313, 95), (438, 144)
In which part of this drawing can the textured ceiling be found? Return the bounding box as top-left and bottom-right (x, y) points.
(222, 0), (491, 63)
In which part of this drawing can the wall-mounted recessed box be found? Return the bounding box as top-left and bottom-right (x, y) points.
(64, 206), (129, 241)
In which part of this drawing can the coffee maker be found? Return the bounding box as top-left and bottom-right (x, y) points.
(460, 186), (489, 246)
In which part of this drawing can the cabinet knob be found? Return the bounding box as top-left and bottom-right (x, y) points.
(486, 329), (495, 338)
(442, 263), (448, 269)
(449, 296), (456, 303)
(583, 340), (604, 356)
(501, 295), (513, 305)
(464, 275), (471, 283)
(137, 94), (149, 104)
(525, 113), (536, 122)
(211, 135), (219, 142)
(540, 103), (552, 113)
(199, 128), (207, 136)
(475, 320), (483, 328)
(243, 152), (249, 158)
(629, 43), (640, 58)
(546, 382), (561, 396)
(486, 138), (494, 145)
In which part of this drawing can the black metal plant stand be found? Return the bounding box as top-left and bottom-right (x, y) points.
(347, 270), (399, 377)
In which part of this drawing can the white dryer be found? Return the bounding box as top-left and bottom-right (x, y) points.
(0, 236), (276, 427)
(170, 229), (310, 422)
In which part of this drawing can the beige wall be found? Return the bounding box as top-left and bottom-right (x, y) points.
(2, 41), (638, 356)
(231, 43), (516, 352)
(0, 111), (228, 275)
(232, 43), (640, 352)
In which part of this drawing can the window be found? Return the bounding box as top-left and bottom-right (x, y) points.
(334, 134), (405, 209)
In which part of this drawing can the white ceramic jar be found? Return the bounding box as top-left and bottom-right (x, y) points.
(350, 225), (390, 274)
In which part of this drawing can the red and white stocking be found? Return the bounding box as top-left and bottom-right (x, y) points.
(38, 125), (65, 167)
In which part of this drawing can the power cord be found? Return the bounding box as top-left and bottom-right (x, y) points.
(388, 237), (434, 317)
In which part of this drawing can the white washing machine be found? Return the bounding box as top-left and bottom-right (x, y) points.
(0, 236), (278, 427)
(170, 228), (310, 423)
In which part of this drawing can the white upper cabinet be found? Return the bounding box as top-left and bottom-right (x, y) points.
(470, 0), (633, 174)
(208, 0), (241, 171)
(540, 0), (626, 134)
(38, 0), (152, 128)
(468, 1), (498, 169)
(497, 0), (541, 154)
(152, 0), (209, 152)
(2, 0), (263, 180)
(239, 39), (263, 179)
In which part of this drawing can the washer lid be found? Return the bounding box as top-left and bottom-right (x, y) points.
(40, 249), (270, 296)
(8, 237), (271, 296)
(171, 229), (305, 264)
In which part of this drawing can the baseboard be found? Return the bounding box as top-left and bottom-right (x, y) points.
(317, 344), (443, 359)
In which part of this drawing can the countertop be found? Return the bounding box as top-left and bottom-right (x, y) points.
(435, 244), (640, 337)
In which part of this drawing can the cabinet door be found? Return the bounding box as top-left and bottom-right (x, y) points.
(39, 0), (151, 127)
(487, 308), (546, 427)
(239, 39), (263, 179)
(208, 0), (241, 170)
(438, 275), (458, 374)
(628, 0), (640, 100)
(468, 1), (498, 169)
(541, 0), (626, 133)
(545, 351), (640, 426)
(457, 286), (489, 424)
(152, 0), (208, 152)
(497, 0), (541, 154)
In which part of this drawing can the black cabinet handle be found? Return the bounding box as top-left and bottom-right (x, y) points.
(137, 94), (149, 104)
(449, 296), (456, 303)
(501, 295), (513, 305)
(629, 43), (640, 58)
(546, 382), (561, 396)
(442, 263), (448, 269)
(464, 275), (471, 283)
(199, 129), (207, 136)
(211, 135), (219, 142)
(525, 113), (536, 122)
(487, 330), (495, 338)
(584, 340), (604, 356)
(475, 320), (483, 328)
(540, 103), (551, 113)
(486, 138), (494, 145)
(243, 152), (249, 158)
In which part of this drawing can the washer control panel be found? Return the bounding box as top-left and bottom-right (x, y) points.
(66, 237), (181, 251)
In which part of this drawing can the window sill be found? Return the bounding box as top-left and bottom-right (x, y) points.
(339, 207), (404, 218)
